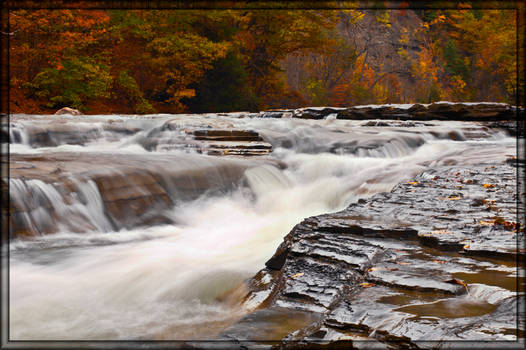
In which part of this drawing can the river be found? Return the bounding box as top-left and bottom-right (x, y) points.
(5, 113), (516, 340)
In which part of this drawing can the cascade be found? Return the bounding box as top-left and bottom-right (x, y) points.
(6, 113), (516, 340)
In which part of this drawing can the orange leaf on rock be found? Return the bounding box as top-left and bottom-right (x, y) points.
(360, 282), (375, 288)
(478, 220), (494, 226)
(431, 229), (452, 234)
(444, 278), (466, 286)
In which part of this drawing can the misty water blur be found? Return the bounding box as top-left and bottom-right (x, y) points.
(7, 113), (515, 339)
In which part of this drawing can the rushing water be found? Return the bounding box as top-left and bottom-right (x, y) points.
(5, 113), (516, 340)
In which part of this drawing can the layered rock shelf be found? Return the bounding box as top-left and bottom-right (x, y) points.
(185, 129), (272, 156)
(258, 102), (522, 121)
(6, 153), (268, 237)
(225, 159), (525, 347)
(3, 117), (273, 157)
(257, 102), (524, 137)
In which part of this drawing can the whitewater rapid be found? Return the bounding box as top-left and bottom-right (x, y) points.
(6, 114), (515, 340)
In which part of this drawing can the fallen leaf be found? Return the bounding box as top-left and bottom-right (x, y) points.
(431, 229), (452, 234)
(432, 260), (446, 264)
(463, 244), (470, 250)
(477, 218), (517, 231)
(291, 273), (304, 279)
(445, 278), (466, 286)
(493, 217), (506, 225)
(444, 278), (470, 294)
(396, 261), (410, 265)
(457, 185), (463, 190)
(368, 267), (380, 272)
(444, 195), (461, 200)
(478, 220), (494, 226)
(360, 282), (375, 288)
(483, 183), (495, 189)
(408, 181), (418, 185)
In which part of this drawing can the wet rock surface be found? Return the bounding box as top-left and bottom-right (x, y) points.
(6, 153), (267, 237)
(228, 160), (524, 348)
(259, 102), (522, 120)
(6, 115), (273, 156)
(135, 119), (273, 156)
(5, 112), (523, 346)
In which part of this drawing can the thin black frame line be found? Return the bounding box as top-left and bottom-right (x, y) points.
(2, 2), (524, 348)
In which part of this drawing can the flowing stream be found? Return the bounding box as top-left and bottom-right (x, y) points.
(5, 113), (516, 340)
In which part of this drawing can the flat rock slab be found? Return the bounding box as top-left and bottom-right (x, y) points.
(315, 161), (522, 261)
(233, 160), (524, 347)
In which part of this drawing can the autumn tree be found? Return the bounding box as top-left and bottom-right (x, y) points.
(10, 10), (112, 111)
(233, 10), (339, 109)
(106, 10), (230, 113)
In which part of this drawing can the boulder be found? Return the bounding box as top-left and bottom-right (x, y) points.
(54, 107), (82, 115)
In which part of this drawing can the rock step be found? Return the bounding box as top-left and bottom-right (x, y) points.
(6, 153), (260, 237)
(192, 129), (263, 142)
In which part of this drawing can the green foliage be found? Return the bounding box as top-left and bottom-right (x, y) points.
(304, 78), (329, 106)
(416, 85), (441, 104)
(29, 56), (111, 110)
(115, 70), (154, 114)
(134, 100), (155, 114)
(443, 39), (470, 80)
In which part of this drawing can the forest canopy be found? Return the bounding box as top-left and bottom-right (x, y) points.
(7, 3), (524, 114)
